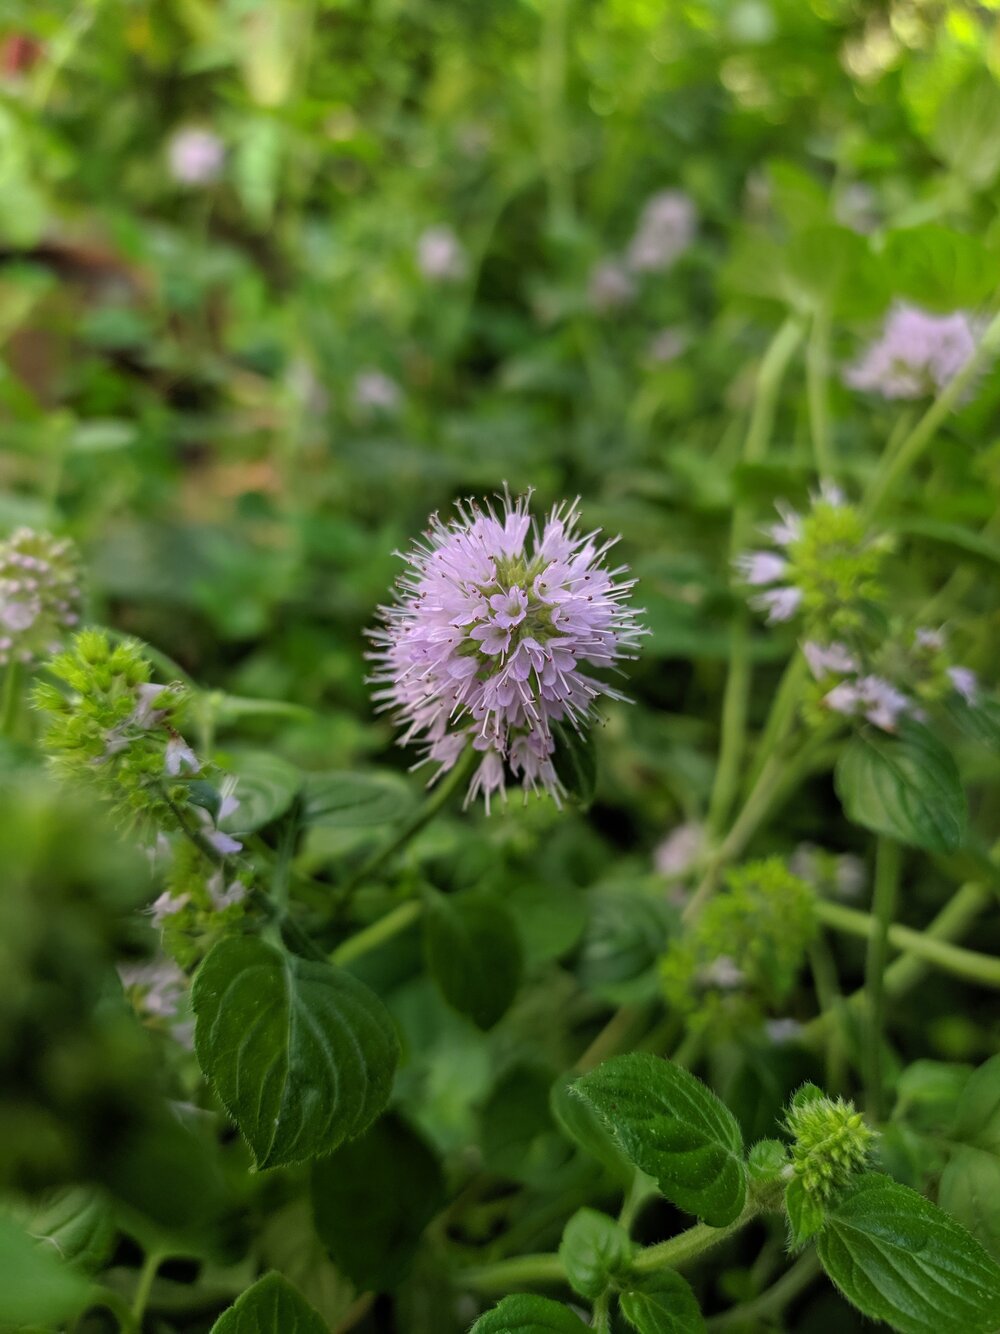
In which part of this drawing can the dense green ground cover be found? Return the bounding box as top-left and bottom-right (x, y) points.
(3, 1), (1000, 1330)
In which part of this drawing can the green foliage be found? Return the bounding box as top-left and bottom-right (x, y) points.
(210, 1272), (329, 1334)
(422, 888), (523, 1029)
(815, 1174), (1000, 1334)
(835, 721), (967, 853)
(619, 1272), (707, 1334)
(0, 1215), (89, 1327)
(311, 1113), (445, 1291)
(469, 1295), (591, 1333)
(192, 936), (399, 1168)
(572, 1054), (748, 1227)
(558, 1207), (635, 1299)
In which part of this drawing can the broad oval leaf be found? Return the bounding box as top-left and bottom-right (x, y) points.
(619, 1272), (707, 1333)
(550, 1072), (636, 1185)
(559, 1207), (634, 1300)
(311, 1113), (445, 1291)
(834, 722), (966, 854)
(210, 1272), (328, 1333)
(571, 1053), (748, 1227)
(193, 936), (399, 1169)
(816, 1173), (1000, 1334)
(26, 1186), (115, 1275)
(0, 1216), (90, 1328)
(221, 750), (301, 833)
(303, 770), (414, 828)
(423, 890), (523, 1030)
(469, 1294), (591, 1333)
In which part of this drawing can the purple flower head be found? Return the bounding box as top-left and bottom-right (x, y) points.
(626, 190), (697, 273)
(167, 127), (225, 186)
(588, 259), (636, 314)
(368, 492), (646, 810)
(844, 304), (977, 401)
(417, 225), (467, 282)
(947, 665), (978, 704)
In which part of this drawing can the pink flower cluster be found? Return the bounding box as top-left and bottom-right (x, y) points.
(844, 304), (977, 400)
(369, 493), (645, 810)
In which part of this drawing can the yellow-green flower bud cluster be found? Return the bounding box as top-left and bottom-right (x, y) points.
(0, 528), (82, 668)
(660, 857), (816, 1037)
(33, 630), (194, 836)
(785, 1088), (875, 1200)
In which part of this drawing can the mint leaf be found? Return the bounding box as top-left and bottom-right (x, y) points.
(939, 1054), (1000, 1257)
(834, 722), (966, 853)
(423, 889), (522, 1030)
(0, 1215), (89, 1327)
(620, 1271), (707, 1333)
(572, 1053), (748, 1226)
(552, 721), (597, 806)
(550, 1071), (636, 1185)
(221, 750), (301, 833)
(469, 1295), (591, 1333)
(24, 1186), (115, 1275)
(311, 1113), (444, 1291)
(558, 1207), (634, 1299)
(785, 1175), (825, 1247)
(210, 1272), (328, 1333)
(302, 770), (414, 827)
(193, 936), (399, 1168)
(816, 1173), (1000, 1333)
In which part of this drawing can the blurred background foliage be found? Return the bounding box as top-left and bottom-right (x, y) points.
(3, 0), (1000, 1330)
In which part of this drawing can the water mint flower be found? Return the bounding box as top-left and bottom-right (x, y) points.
(368, 492), (645, 810)
(738, 484), (887, 636)
(844, 304), (977, 400)
(947, 665), (978, 704)
(0, 528), (82, 668)
(626, 189), (697, 272)
(416, 225), (467, 282)
(654, 821), (705, 879)
(167, 126), (225, 185)
(588, 259), (635, 313)
(353, 368), (401, 416)
(803, 640), (859, 678)
(824, 674), (912, 733)
(785, 1089), (875, 1201)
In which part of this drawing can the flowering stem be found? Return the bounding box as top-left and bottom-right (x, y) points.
(863, 305), (1000, 520)
(1, 661), (22, 738)
(806, 304), (833, 478)
(864, 837), (902, 1119)
(591, 1293), (612, 1332)
(815, 893), (1000, 989)
(708, 316), (805, 838)
(337, 748), (476, 900)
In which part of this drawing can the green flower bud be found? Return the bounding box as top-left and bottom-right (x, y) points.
(0, 528), (82, 668)
(784, 1088), (876, 1200)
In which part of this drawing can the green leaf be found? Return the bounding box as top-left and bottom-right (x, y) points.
(311, 1113), (445, 1291)
(785, 1175), (826, 1247)
(834, 722), (966, 854)
(550, 1072), (636, 1185)
(746, 1139), (788, 1184)
(221, 750), (301, 833)
(944, 694), (1000, 752)
(577, 885), (674, 1006)
(929, 69), (1000, 188)
(422, 889), (523, 1030)
(23, 1186), (116, 1275)
(258, 1199), (356, 1329)
(882, 226), (998, 310)
(619, 1272), (707, 1333)
(572, 1053), (748, 1226)
(193, 936), (399, 1169)
(469, 1294), (591, 1333)
(480, 1064), (571, 1185)
(0, 1215), (89, 1327)
(552, 721), (597, 806)
(558, 1208), (634, 1299)
(939, 1147), (1000, 1263)
(816, 1173), (1000, 1334)
(302, 770), (415, 827)
(210, 1272), (329, 1333)
(951, 1054), (1000, 1152)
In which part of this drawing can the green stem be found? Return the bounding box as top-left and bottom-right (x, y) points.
(459, 1207), (758, 1294)
(807, 937), (848, 1092)
(806, 305), (833, 478)
(866, 836), (901, 1119)
(863, 306), (1000, 519)
(803, 882), (989, 1048)
(816, 893), (1000, 989)
(86, 1289), (139, 1334)
(707, 1251), (821, 1331)
(337, 748), (475, 901)
(591, 1292), (612, 1333)
(331, 899), (422, 966)
(707, 316), (805, 838)
(131, 1250), (166, 1323)
(1, 660), (23, 738)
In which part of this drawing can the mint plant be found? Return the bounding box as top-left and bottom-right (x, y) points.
(4, 4), (1000, 1332)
